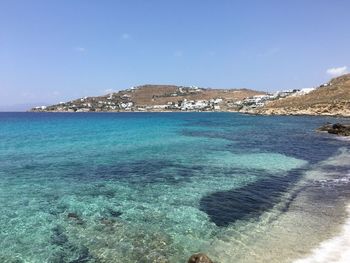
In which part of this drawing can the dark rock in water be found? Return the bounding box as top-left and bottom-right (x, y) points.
(48, 250), (66, 263)
(108, 209), (122, 218)
(49, 225), (93, 263)
(317, 122), (332, 131)
(317, 123), (350, 136)
(69, 245), (92, 263)
(100, 217), (116, 226)
(51, 226), (68, 246)
(329, 123), (350, 136)
(188, 253), (213, 263)
(67, 212), (80, 219)
(67, 212), (84, 225)
(51, 233), (68, 246)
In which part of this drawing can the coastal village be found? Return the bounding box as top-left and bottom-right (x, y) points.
(31, 85), (260, 112)
(31, 83), (324, 113)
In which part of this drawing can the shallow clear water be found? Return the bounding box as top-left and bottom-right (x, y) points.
(0, 112), (349, 263)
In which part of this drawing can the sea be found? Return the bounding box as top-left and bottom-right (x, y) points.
(0, 112), (350, 263)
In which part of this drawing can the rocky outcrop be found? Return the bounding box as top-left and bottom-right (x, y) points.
(247, 74), (350, 117)
(253, 101), (350, 116)
(317, 123), (350, 136)
(187, 253), (213, 263)
(67, 212), (84, 225)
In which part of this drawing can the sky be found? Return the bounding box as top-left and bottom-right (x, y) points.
(0, 0), (349, 110)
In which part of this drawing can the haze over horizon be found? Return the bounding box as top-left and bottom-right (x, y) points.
(1, 0), (349, 111)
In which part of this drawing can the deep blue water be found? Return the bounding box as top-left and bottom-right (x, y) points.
(0, 112), (349, 263)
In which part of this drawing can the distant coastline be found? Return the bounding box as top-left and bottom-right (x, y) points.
(29, 74), (350, 117)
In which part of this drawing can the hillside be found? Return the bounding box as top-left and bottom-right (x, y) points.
(254, 74), (350, 116)
(31, 85), (265, 112)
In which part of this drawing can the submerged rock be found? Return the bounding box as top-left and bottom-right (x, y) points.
(51, 225), (68, 246)
(317, 123), (350, 136)
(69, 245), (92, 263)
(67, 212), (84, 225)
(100, 217), (116, 226)
(67, 212), (80, 219)
(187, 253), (213, 263)
(108, 209), (122, 218)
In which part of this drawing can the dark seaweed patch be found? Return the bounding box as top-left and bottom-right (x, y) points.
(181, 115), (349, 165)
(89, 160), (202, 185)
(199, 168), (305, 226)
(49, 225), (93, 263)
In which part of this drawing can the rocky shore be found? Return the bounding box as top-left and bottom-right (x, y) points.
(317, 123), (350, 136)
(248, 101), (350, 117)
(188, 253), (213, 263)
(244, 74), (350, 117)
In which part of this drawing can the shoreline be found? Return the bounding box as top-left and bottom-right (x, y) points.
(292, 150), (350, 263)
(240, 110), (350, 118)
(8, 110), (350, 118)
(206, 147), (350, 263)
(23, 109), (350, 118)
(294, 204), (350, 263)
(292, 148), (350, 263)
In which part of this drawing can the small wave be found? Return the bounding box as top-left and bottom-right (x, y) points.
(293, 205), (350, 263)
(317, 175), (350, 187)
(334, 136), (350, 142)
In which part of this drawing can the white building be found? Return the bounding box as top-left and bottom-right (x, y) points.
(35, 106), (47, 110)
(293, 88), (316, 96)
(152, 105), (168, 109)
(120, 102), (133, 109)
(181, 99), (209, 110)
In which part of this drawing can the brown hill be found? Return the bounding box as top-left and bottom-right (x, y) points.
(32, 85), (265, 112)
(256, 74), (350, 116)
(128, 85), (263, 106)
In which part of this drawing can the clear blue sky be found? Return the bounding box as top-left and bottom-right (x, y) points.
(1, 0), (349, 110)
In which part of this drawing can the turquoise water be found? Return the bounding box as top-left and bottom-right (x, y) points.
(0, 112), (349, 263)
